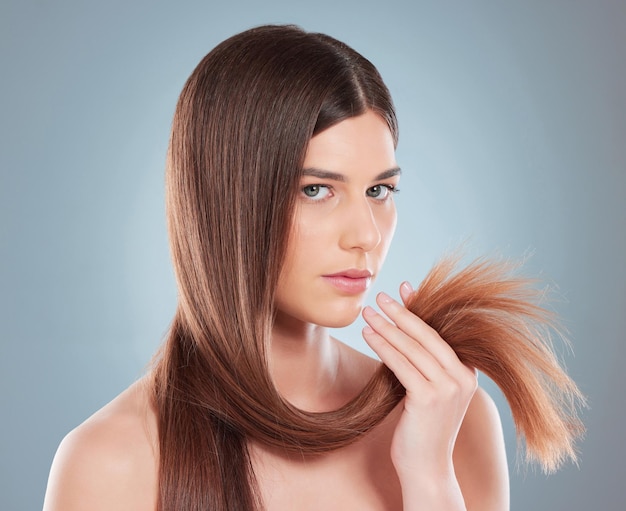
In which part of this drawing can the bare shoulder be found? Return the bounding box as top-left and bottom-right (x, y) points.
(453, 386), (510, 511)
(43, 375), (159, 511)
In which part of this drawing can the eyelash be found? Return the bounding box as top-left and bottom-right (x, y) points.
(367, 184), (400, 200)
(301, 184), (400, 202)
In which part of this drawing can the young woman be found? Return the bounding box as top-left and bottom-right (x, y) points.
(43, 24), (511, 511)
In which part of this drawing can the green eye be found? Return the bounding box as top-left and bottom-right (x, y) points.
(366, 184), (397, 200)
(303, 185), (320, 197)
(302, 185), (331, 200)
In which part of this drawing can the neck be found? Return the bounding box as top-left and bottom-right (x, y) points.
(270, 311), (341, 412)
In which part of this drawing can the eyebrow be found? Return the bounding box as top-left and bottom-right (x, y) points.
(302, 166), (402, 182)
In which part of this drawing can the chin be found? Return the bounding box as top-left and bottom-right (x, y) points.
(274, 293), (366, 329)
(315, 304), (363, 329)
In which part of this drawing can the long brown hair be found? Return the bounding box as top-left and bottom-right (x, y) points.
(154, 25), (399, 510)
(153, 24), (584, 510)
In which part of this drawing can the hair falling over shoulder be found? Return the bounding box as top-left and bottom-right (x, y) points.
(152, 24), (584, 511)
(154, 24), (400, 511)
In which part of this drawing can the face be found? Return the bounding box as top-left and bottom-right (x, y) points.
(275, 110), (400, 329)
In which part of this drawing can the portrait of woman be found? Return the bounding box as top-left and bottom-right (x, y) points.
(1, 2), (624, 511)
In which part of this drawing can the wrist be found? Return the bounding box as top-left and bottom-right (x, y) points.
(398, 468), (466, 511)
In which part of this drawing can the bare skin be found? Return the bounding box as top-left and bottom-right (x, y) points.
(43, 350), (507, 510)
(43, 112), (509, 510)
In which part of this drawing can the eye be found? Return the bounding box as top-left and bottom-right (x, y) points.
(366, 184), (398, 201)
(302, 184), (331, 200)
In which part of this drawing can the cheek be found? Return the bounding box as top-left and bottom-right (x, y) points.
(277, 218), (326, 291)
(378, 207), (398, 251)
(295, 211), (336, 257)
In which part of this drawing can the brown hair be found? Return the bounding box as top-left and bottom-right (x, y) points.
(404, 255), (585, 473)
(153, 24), (584, 510)
(154, 24), (399, 511)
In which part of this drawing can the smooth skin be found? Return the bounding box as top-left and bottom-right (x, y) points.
(43, 111), (509, 510)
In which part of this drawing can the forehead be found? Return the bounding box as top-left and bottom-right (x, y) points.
(303, 111), (397, 173)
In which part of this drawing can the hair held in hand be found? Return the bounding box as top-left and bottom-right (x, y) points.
(153, 25), (584, 511)
(404, 254), (586, 473)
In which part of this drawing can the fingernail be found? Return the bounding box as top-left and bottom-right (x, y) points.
(401, 281), (413, 294)
(362, 325), (374, 335)
(362, 305), (376, 317)
(378, 292), (394, 304)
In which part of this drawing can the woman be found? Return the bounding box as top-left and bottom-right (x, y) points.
(43, 24), (509, 510)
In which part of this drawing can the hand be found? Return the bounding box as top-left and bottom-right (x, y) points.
(362, 282), (477, 504)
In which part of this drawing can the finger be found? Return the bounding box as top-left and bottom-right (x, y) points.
(362, 323), (431, 391)
(375, 292), (463, 371)
(362, 306), (445, 382)
(399, 281), (413, 305)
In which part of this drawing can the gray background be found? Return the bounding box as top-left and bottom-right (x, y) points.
(1, 1), (625, 509)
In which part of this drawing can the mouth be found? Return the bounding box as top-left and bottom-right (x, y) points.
(322, 269), (373, 294)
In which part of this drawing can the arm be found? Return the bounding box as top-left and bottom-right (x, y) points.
(362, 283), (508, 510)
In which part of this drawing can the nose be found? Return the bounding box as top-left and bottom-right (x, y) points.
(338, 198), (382, 252)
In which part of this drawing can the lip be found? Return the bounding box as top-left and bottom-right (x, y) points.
(322, 269), (373, 294)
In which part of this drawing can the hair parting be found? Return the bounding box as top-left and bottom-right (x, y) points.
(154, 24), (400, 511)
(153, 24), (584, 511)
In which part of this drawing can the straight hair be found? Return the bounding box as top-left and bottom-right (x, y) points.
(152, 24), (584, 510)
(154, 25), (400, 510)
